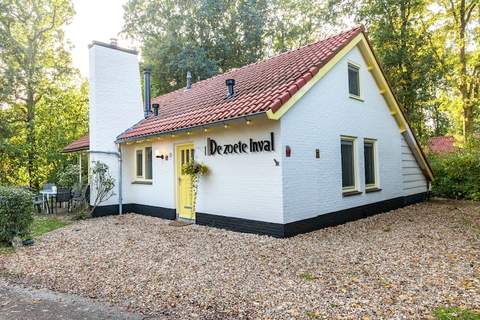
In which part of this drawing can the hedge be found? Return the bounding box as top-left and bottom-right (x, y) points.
(0, 186), (34, 243)
(428, 148), (480, 201)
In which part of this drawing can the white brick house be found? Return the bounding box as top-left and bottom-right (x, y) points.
(64, 26), (433, 237)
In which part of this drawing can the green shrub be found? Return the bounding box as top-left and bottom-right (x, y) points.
(0, 186), (34, 243)
(429, 148), (480, 201)
(57, 164), (80, 189)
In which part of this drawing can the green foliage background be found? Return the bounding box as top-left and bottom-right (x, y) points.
(0, 0), (88, 189)
(123, 0), (479, 145)
(0, 0), (478, 197)
(429, 147), (480, 200)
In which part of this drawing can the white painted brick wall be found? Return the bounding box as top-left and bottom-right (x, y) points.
(89, 44), (144, 206)
(121, 116), (284, 223)
(280, 46), (427, 224)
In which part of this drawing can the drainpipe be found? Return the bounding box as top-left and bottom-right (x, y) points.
(87, 148), (123, 215)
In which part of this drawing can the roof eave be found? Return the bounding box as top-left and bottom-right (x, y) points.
(116, 111), (268, 144)
(62, 146), (89, 154)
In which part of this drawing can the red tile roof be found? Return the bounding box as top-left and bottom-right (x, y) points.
(428, 136), (456, 153)
(62, 134), (89, 153)
(117, 26), (365, 141)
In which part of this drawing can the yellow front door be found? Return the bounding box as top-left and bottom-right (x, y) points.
(176, 144), (195, 220)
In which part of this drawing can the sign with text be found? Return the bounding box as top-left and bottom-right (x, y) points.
(207, 132), (275, 155)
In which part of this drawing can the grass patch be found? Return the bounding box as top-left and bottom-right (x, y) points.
(433, 307), (480, 320)
(0, 216), (69, 255)
(30, 216), (68, 238)
(0, 243), (14, 255)
(299, 272), (317, 281)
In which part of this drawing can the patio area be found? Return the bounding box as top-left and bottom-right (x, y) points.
(1, 200), (479, 319)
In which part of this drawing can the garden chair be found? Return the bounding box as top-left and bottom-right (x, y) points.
(32, 194), (45, 214)
(55, 188), (72, 213)
(72, 185), (87, 209)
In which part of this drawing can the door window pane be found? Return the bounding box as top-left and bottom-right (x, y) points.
(364, 141), (375, 186)
(145, 147), (153, 180)
(348, 64), (360, 96)
(341, 139), (355, 189)
(136, 150), (143, 177)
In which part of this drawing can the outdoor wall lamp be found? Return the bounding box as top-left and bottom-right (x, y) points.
(155, 150), (167, 160)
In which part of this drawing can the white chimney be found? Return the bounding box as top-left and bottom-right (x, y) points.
(88, 41), (144, 209)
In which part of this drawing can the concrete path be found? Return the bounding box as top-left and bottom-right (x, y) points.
(0, 281), (145, 320)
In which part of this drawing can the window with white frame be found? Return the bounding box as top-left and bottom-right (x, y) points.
(136, 149), (143, 178)
(348, 63), (361, 98)
(364, 139), (377, 188)
(341, 136), (357, 192)
(145, 147), (153, 180)
(135, 147), (153, 180)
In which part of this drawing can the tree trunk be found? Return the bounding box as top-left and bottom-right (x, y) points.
(458, 0), (473, 141)
(26, 89), (37, 189)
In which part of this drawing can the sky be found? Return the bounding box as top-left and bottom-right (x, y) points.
(65, 0), (137, 78)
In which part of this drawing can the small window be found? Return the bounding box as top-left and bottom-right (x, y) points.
(341, 137), (357, 191)
(135, 147), (153, 181)
(348, 63), (360, 97)
(136, 149), (143, 177)
(364, 140), (376, 187)
(145, 147), (153, 180)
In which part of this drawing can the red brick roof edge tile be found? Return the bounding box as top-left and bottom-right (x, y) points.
(428, 136), (456, 153)
(117, 25), (365, 141)
(62, 134), (89, 153)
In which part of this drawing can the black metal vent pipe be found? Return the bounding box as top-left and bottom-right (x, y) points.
(226, 79), (235, 98)
(143, 67), (151, 118)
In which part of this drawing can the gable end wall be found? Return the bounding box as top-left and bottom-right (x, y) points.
(280, 46), (428, 224)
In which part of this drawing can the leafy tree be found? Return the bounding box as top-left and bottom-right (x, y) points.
(0, 0), (76, 188)
(430, 0), (479, 141)
(123, 0), (335, 96)
(325, 0), (447, 141)
(0, 107), (24, 185)
(124, 0), (271, 95)
(34, 81), (89, 185)
(268, 0), (332, 53)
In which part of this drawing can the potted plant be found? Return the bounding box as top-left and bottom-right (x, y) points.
(182, 161), (209, 214)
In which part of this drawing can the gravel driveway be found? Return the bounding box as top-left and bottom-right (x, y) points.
(1, 200), (479, 319)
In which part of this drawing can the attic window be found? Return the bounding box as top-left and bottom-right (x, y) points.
(348, 63), (361, 98)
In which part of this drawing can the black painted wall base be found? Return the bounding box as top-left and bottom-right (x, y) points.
(196, 213), (285, 237)
(91, 192), (428, 238)
(92, 203), (176, 220)
(197, 192), (429, 238)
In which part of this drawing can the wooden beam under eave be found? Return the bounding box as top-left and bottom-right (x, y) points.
(379, 89), (386, 95)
